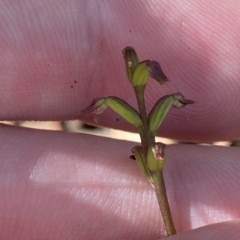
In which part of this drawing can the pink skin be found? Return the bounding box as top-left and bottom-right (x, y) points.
(0, 0), (240, 239)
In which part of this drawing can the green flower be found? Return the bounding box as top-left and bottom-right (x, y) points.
(122, 46), (168, 86)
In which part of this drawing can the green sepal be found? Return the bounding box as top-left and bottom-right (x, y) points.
(148, 93), (194, 134)
(132, 60), (150, 87)
(105, 96), (142, 127)
(131, 146), (154, 184)
(148, 95), (174, 134)
(81, 96), (142, 127)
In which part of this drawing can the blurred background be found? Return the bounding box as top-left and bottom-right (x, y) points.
(1, 120), (239, 147)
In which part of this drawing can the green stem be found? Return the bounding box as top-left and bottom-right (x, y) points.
(134, 85), (176, 236)
(152, 172), (176, 236)
(134, 86), (154, 151)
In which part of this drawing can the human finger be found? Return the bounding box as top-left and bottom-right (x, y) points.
(0, 1), (239, 141)
(0, 125), (239, 239)
(166, 220), (240, 240)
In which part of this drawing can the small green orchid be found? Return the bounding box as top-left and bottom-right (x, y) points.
(82, 46), (194, 237)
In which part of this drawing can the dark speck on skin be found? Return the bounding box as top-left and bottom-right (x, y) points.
(130, 155), (136, 160)
(71, 86), (73, 88)
(116, 118), (119, 121)
(74, 80), (77, 83)
(129, 30), (131, 33)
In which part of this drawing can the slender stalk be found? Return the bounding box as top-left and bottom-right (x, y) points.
(152, 172), (176, 236)
(134, 85), (176, 236)
(134, 86), (154, 151)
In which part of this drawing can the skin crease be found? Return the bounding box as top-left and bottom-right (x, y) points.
(0, 0), (240, 239)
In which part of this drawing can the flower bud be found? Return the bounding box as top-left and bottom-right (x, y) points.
(81, 96), (143, 127)
(147, 142), (166, 172)
(122, 46), (139, 82)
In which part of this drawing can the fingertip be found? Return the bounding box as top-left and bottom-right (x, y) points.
(166, 220), (240, 240)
